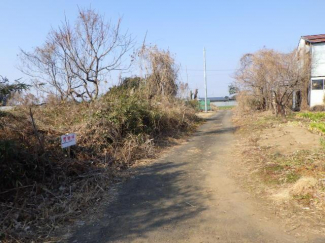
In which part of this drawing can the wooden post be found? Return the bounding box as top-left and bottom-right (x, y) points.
(67, 146), (71, 158)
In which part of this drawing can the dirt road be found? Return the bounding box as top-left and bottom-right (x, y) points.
(69, 111), (317, 243)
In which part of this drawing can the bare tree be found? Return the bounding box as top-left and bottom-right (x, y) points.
(139, 45), (179, 98)
(193, 89), (198, 100)
(178, 81), (190, 99)
(271, 51), (302, 115)
(20, 41), (75, 101)
(235, 49), (304, 116)
(235, 52), (270, 110)
(297, 50), (311, 110)
(20, 8), (133, 101)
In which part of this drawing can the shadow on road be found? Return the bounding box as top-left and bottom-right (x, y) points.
(69, 111), (233, 243)
(69, 161), (206, 243)
(194, 126), (238, 136)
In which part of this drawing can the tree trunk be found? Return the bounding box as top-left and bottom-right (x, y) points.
(275, 102), (286, 117)
(300, 85), (309, 110)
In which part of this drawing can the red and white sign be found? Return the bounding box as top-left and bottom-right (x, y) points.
(61, 133), (77, 148)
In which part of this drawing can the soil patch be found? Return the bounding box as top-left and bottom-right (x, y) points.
(258, 124), (321, 155)
(233, 111), (325, 240)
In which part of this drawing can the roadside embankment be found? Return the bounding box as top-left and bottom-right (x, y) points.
(233, 111), (325, 238)
(0, 90), (200, 242)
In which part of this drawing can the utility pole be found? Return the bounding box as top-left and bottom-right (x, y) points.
(203, 48), (208, 112)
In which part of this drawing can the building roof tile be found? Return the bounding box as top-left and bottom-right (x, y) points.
(302, 34), (325, 43)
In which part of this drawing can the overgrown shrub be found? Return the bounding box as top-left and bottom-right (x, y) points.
(0, 87), (199, 241)
(235, 91), (265, 114)
(186, 100), (200, 112)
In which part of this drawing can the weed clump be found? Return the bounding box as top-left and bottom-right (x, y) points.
(298, 112), (325, 122)
(290, 177), (318, 205)
(296, 111), (325, 135)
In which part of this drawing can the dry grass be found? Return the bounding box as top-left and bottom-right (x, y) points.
(290, 177), (318, 197)
(232, 111), (325, 236)
(234, 112), (325, 194)
(236, 113), (325, 196)
(0, 90), (200, 242)
(195, 111), (216, 119)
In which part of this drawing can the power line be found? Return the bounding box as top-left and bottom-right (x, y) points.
(180, 68), (236, 72)
(185, 74), (232, 77)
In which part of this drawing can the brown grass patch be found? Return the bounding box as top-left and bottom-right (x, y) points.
(0, 91), (200, 242)
(232, 111), (325, 237)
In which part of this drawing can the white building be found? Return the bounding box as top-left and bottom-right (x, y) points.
(298, 34), (325, 107)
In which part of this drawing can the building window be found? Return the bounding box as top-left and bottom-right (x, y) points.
(312, 79), (324, 90)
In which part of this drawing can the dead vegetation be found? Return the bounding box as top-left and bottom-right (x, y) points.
(233, 111), (325, 236)
(139, 45), (179, 98)
(0, 88), (199, 242)
(0, 6), (205, 242)
(1, 25), (200, 242)
(19, 8), (133, 102)
(234, 48), (310, 116)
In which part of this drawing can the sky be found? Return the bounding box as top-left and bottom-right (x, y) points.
(1, 0), (325, 97)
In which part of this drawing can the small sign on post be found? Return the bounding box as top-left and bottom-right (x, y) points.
(61, 133), (77, 148)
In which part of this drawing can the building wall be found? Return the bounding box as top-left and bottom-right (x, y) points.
(309, 43), (325, 107)
(311, 43), (325, 77)
(310, 83), (325, 107)
(298, 40), (325, 107)
(298, 39), (310, 56)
